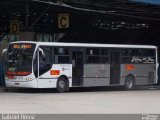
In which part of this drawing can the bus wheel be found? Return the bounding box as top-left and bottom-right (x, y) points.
(125, 75), (135, 90)
(57, 77), (69, 93)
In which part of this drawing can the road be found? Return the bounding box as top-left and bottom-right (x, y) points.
(0, 86), (160, 114)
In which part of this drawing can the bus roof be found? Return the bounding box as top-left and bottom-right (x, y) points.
(10, 41), (157, 49)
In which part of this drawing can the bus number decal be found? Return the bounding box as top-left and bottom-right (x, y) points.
(50, 70), (60, 75)
(131, 57), (155, 64)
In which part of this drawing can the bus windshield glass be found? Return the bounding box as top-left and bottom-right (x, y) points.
(6, 43), (36, 76)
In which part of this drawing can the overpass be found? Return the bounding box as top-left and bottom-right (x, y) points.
(0, 0), (160, 44)
(130, 0), (160, 5)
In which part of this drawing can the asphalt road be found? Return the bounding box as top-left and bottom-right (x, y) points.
(0, 86), (160, 114)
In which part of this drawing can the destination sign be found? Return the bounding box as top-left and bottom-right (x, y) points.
(9, 43), (36, 51)
(13, 44), (32, 49)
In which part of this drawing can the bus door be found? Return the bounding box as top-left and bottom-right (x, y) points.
(72, 51), (83, 86)
(110, 50), (120, 85)
(33, 47), (52, 87)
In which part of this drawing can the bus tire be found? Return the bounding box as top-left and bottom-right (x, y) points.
(57, 77), (69, 93)
(125, 75), (135, 90)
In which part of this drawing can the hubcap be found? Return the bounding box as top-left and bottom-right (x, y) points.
(127, 78), (133, 88)
(59, 81), (65, 88)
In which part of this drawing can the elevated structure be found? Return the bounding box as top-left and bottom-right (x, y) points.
(0, 0), (160, 34)
(0, 0), (160, 44)
(130, 0), (160, 5)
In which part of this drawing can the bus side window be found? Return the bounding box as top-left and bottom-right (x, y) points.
(143, 49), (155, 64)
(86, 48), (100, 64)
(143, 49), (155, 56)
(130, 49), (142, 56)
(54, 47), (70, 64)
(121, 49), (130, 63)
(101, 48), (109, 63)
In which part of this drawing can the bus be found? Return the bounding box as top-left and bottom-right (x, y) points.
(5, 41), (158, 92)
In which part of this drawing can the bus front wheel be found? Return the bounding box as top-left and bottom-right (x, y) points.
(124, 75), (135, 90)
(57, 77), (69, 93)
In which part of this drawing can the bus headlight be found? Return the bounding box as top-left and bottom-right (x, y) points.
(25, 78), (33, 81)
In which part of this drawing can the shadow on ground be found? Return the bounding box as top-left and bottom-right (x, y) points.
(3, 85), (160, 93)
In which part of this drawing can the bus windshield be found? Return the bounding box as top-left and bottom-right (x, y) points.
(6, 43), (36, 76)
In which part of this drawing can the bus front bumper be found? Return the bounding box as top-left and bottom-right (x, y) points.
(5, 80), (38, 88)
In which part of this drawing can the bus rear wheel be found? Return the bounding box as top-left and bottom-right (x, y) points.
(57, 77), (69, 93)
(125, 75), (135, 90)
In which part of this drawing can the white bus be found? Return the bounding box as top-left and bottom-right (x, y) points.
(5, 41), (158, 92)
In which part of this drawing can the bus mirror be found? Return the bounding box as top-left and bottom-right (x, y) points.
(2, 49), (7, 57)
(39, 48), (45, 58)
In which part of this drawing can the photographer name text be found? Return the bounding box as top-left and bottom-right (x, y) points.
(1, 114), (35, 120)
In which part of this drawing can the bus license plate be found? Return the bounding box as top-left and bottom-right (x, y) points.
(15, 83), (20, 85)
